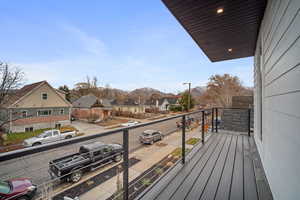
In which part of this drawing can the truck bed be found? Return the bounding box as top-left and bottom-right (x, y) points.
(50, 153), (90, 175)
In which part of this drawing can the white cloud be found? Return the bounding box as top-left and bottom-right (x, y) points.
(62, 24), (107, 57)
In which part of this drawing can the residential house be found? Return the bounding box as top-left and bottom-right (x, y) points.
(137, 1), (300, 200)
(0, 81), (72, 133)
(146, 97), (179, 111)
(111, 98), (147, 114)
(72, 94), (112, 121)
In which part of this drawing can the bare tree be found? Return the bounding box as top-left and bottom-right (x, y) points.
(0, 62), (25, 131)
(0, 62), (24, 105)
(202, 74), (248, 107)
(92, 76), (98, 88)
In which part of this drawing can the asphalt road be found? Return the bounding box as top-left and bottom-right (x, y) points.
(0, 113), (201, 198)
(0, 119), (179, 181)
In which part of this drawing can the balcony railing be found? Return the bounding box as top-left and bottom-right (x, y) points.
(0, 107), (253, 200)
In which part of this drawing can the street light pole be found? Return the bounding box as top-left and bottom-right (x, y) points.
(183, 82), (191, 112)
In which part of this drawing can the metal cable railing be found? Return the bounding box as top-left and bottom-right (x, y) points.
(0, 108), (252, 200)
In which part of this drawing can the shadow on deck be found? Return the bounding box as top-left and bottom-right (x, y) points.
(136, 131), (273, 200)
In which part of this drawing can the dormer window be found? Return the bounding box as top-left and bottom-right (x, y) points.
(42, 93), (48, 100)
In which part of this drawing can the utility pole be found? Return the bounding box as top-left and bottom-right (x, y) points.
(183, 82), (191, 112)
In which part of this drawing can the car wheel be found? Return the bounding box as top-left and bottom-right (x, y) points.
(65, 135), (72, 139)
(114, 154), (122, 162)
(32, 142), (41, 146)
(17, 196), (29, 200)
(70, 170), (82, 183)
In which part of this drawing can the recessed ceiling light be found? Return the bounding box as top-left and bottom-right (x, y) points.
(217, 8), (224, 14)
(228, 48), (233, 52)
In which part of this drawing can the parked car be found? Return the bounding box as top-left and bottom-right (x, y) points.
(121, 121), (139, 127)
(139, 130), (164, 144)
(0, 178), (36, 200)
(49, 142), (123, 183)
(23, 129), (77, 147)
(176, 117), (194, 128)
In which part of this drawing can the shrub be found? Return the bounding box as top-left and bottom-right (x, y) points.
(186, 138), (200, 145)
(170, 147), (191, 157)
(141, 178), (152, 186)
(155, 167), (164, 175)
(169, 105), (182, 112)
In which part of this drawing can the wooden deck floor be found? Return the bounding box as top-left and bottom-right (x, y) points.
(136, 132), (273, 200)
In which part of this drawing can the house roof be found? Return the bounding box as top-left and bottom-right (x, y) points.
(146, 97), (178, 106)
(72, 94), (112, 108)
(1, 81), (72, 108)
(162, 0), (266, 62)
(110, 98), (140, 106)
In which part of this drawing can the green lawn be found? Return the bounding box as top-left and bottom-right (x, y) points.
(186, 138), (200, 145)
(3, 128), (51, 145)
(2, 125), (78, 146)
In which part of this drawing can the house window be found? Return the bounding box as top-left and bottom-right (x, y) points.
(60, 109), (64, 115)
(55, 123), (61, 129)
(25, 127), (33, 132)
(42, 93), (48, 100)
(21, 110), (27, 118)
(37, 110), (52, 116)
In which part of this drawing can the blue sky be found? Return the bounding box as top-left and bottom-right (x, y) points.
(0, 0), (254, 93)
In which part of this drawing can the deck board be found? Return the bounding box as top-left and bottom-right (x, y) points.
(156, 134), (223, 200)
(139, 133), (217, 200)
(199, 135), (233, 200)
(136, 131), (273, 200)
(184, 134), (229, 200)
(214, 135), (238, 200)
(249, 137), (273, 200)
(230, 135), (244, 200)
(243, 136), (258, 200)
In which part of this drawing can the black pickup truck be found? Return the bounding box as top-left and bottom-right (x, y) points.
(49, 142), (123, 183)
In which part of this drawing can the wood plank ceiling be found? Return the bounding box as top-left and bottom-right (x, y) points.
(162, 0), (267, 62)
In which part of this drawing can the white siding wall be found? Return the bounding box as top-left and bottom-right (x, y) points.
(254, 0), (300, 199)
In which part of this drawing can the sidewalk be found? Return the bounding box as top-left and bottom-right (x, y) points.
(80, 127), (203, 200)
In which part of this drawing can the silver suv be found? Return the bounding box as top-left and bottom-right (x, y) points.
(139, 130), (164, 144)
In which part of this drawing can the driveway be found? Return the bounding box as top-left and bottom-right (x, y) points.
(71, 121), (107, 135)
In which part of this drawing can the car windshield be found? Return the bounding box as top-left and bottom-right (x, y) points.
(0, 181), (11, 194)
(142, 132), (151, 137)
(37, 131), (51, 138)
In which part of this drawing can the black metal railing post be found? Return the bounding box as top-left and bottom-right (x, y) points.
(202, 110), (205, 143)
(123, 129), (129, 200)
(215, 108), (218, 133)
(182, 115), (186, 164)
(248, 108), (251, 137)
(211, 108), (214, 132)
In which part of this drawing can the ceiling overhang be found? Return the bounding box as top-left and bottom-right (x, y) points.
(162, 0), (267, 62)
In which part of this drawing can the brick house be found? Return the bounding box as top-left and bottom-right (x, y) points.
(72, 94), (112, 121)
(0, 81), (72, 133)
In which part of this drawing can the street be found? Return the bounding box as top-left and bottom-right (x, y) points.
(0, 118), (183, 187)
(0, 113), (202, 200)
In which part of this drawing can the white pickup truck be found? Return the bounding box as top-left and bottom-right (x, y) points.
(23, 129), (77, 147)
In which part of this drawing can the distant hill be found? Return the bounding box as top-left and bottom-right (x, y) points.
(191, 86), (206, 97)
(129, 87), (175, 103)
